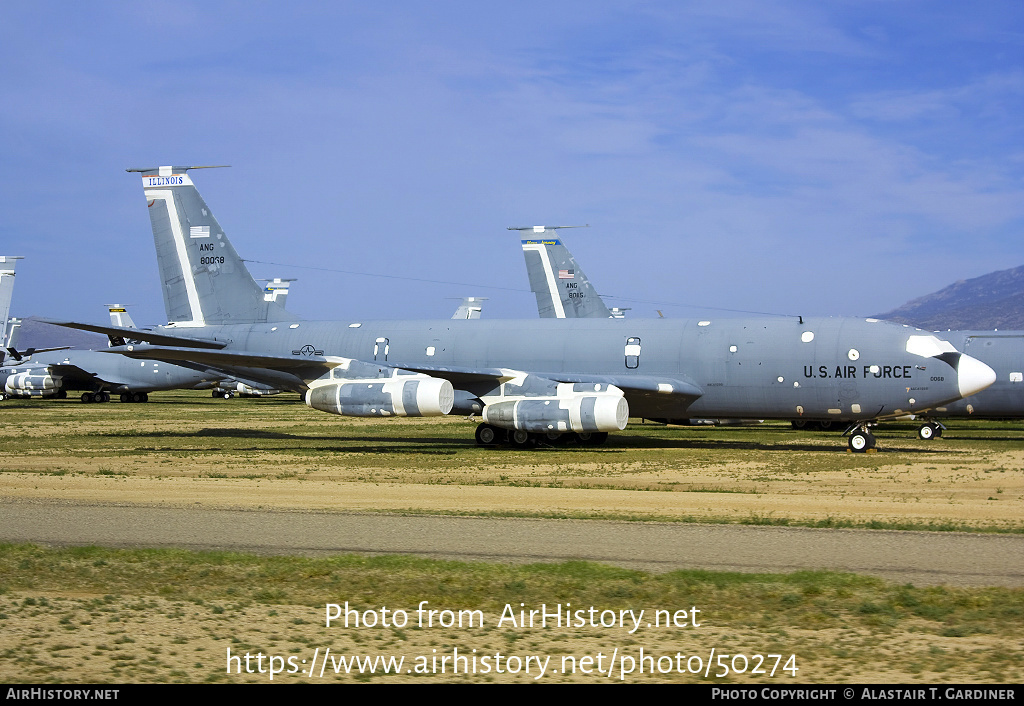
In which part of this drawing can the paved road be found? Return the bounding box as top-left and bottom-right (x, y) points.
(1, 501), (1020, 586)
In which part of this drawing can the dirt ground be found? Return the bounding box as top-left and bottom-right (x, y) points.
(2, 590), (1017, 683)
(1, 400), (1021, 529)
(1, 395), (1022, 684)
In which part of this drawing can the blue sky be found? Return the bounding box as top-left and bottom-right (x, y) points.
(2, 1), (1022, 326)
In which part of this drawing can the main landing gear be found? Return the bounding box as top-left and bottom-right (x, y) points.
(81, 391), (111, 403)
(119, 392), (149, 403)
(917, 422), (944, 440)
(474, 423), (608, 448)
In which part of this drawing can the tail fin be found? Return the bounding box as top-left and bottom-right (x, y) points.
(451, 297), (486, 319)
(259, 278), (295, 309)
(5, 318), (22, 352)
(0, 257), (23, 359)
(107, 304), (137, 329)
(129, 166), (297, 326)
(513, 226), (612, 319)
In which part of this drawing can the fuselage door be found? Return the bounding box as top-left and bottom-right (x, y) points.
(374, 337), (390, 362)
(625, 337), (641, 369)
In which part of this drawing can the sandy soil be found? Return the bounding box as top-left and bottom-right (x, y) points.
(2, 449), (1021, 528)
(2, 590), (1016, 684)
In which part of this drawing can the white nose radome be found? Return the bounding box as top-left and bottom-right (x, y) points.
(957, 355), (997, 398)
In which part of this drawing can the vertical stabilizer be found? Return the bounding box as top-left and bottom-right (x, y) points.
(128, 166), (297, 326)
(107, 304), (137, 329)
(513, 226), (612, 318)
(451, 297), (486, 319)
(5, 317), (22, 352)
(0, 257), (23, 352)
(259, 278), (295, 309)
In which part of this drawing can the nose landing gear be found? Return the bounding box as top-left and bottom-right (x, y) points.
(845, 423), (877, 453)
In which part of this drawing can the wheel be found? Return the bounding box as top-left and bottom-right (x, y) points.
(100, 392), (110, 403)
(120, 393), (130, 403)
(818, 420), (834, 431)
(132, 392), (144, 403)
(474, 423), (498, 446)
(510, 429), (532, 447)
(81, 392), (94, 403)
(918, 424), (934, 441)
(791, 420), (807, 429)
(212, 390), (221, 398)
(848, 431), (873, 453)
(932, 425), (942, 438)
(141, 392), (149, 402)
(541, 431), (565, 445)
(222, 391), (233, 399)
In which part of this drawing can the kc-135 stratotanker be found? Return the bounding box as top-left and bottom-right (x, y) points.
(47, 166), (996, 452)
(516, 227), (1024, 441)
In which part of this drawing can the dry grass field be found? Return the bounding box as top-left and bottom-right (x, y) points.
(1, 392), (1021, 530)
(1, 391), (1022, 683)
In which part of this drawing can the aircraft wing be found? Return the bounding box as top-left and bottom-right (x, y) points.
(40, 320), (228, 350)
(105, 345), (394, 392)
(395, 363), (703, 417)
(45, 363), (100, 380)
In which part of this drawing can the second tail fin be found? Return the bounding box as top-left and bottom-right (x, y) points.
(513, 226), (612, 319)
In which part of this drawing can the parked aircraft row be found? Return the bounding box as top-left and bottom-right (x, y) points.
(25, 165), (998, 452)
(0, 265), (286, 402)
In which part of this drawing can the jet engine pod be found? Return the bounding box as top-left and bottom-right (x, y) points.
(482, 393), (628, 433)
(305, 376), (454, 417)
(5, 372), (62, 393)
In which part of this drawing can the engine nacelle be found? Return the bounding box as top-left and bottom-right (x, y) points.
(5, 372), (62, 394)
(306, 376), (454, 417)
(482, 392), (628, 433)
(227, 382), (282, 397)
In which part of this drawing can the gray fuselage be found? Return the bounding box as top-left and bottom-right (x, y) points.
(178, 315), (971, 422)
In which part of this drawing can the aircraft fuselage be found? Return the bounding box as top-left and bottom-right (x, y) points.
(172, 315), (972, 421)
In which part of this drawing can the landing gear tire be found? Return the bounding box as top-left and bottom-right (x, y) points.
(541, 431), (565, 446)
(120, 393), (130, 403)
(134, 392), (146, 403)
(918, 423), (941, 440)
(475, 423), (499, 446)
(791, 420), (808, 429)
(221, 391), (233, 399)
(510, 429), (532, 448)
(81, 392), (94, 403)
(848, 431), (875, 453)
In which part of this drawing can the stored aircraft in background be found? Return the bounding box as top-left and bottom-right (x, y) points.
(104, 304), (284, 400)
(0, 256), (23, 362)
(517, 228), (1024, 440)
(0, 263), (277, 403)
(47, 166), (996, 451)
(451, 297), (486, 320)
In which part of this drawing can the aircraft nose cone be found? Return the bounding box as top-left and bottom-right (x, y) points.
(957, 354), (996, 398)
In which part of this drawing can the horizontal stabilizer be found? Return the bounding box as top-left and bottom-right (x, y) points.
(5, 345), (72, 362)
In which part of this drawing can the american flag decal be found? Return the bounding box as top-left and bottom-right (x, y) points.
(558, 269), (574, 279)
